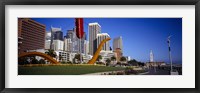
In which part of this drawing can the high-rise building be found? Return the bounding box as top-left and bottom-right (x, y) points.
(80, 32), (86, 53)
(66, 29), (74, 41)
(50, 26), (63, 49)
(45, 31), (51, 49)
(65, 29), (76, 52)
(65, 28), (86, 53)
(88, 22), (101, 55)
(74, 30), (86, 53)
(18, 18), (45, 54)
(150, 50), (154, 62)
(46, 31), (51, 40)
(53, 40), (64, 51)
(54, 31), (63, 40)
(97, 33), (110, 51)
(64, 38), (72, 52)
(113, 36), (123, 53)
(84, 40), (89, 55)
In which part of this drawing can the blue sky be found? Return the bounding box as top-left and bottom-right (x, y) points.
(32, 18), (182, 64)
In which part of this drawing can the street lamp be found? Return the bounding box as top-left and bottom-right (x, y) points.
(167, 35), (173, 73)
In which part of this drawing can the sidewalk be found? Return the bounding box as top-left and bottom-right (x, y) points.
(83, 70), (124, 75)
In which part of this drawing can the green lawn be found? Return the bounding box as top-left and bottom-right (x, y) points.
(18, 65), (125, 75)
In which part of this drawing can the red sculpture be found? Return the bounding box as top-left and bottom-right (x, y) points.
(75, 18), (84, 39)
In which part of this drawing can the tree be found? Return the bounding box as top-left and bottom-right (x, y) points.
(39, 59), (46, 64)
(120, 56), (127, 62)
(138, 62), (145, 66)
(61, 61), (67, 64)
(18, 57), (29, 65)
(74, 54), (81, 61)
(74, 53), (83, 63)
(31, 58), (39, 64)
(97, 55), (102, 62)
(45, 49), (57, 58)
(111, 56), (116, 61)
(106, 59), (111, 66)
(66, 61), (72, 64)
(128, 59), (138, 66)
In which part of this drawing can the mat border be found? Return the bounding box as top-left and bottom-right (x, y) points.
(0, 0), (199, 93)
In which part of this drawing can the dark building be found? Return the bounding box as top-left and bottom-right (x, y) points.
(54, 31), (63, 40)
(66, 29), (74, 40)
(18, 18), (45, 54)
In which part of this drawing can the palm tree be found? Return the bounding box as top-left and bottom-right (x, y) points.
(111, 56), (116, 61)
(45, 49), (57, 58)
(106, 59), (111, 66)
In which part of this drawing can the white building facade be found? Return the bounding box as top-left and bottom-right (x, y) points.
(99, 50), (117, 64)
(97, 33), (110, 51)
(88, 22), (101, 55)
(64, 38), (72, 52)
(84, 40), (89, 55)
(54, 51), (72, 62)
(53, 40), (64, 51)
(45, 31), (51, 49)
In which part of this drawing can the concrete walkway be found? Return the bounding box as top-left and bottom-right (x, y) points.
(83, 70), (149, 75)
(83, 70), (124, 75)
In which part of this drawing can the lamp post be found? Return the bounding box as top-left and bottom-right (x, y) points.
(167, 35), (173, 73)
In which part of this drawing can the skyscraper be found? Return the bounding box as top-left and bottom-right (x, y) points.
(45, 31), (51, 49)
(64, 38), (72, 52)
(66, 29), (74, 40)
(50, 26), (63, 49)
(150, 50), (154, 62)
(46, 31), (51, 40)
(97, 33), (110, 51)
(53, 40), (64, 51)
(89, 22), (101, 55)
(113, 36), (123, 53)
(84, 40), (89, 55)
(18, 18), (45, 54)
(65, 28), (85, 53)
(65, 29), (75, 52)
(54, 31), (63, 40)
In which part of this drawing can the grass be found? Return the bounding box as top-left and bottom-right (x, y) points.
(18, 65), (125, 75)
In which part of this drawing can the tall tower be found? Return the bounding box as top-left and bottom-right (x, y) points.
(97, 33), (110, 51)
(84, 40), (89, 55)
(64, 38), (72, 52)
(50, 26), (62, 50)
(45, 31), (51, 49)
(150, 50), (154, 62)
(113, 36), (123, 53)
(88, 22), (101, 55)
(65, 28), (85, 53)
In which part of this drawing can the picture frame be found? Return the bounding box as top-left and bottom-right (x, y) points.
(0, 0), (199, 93)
